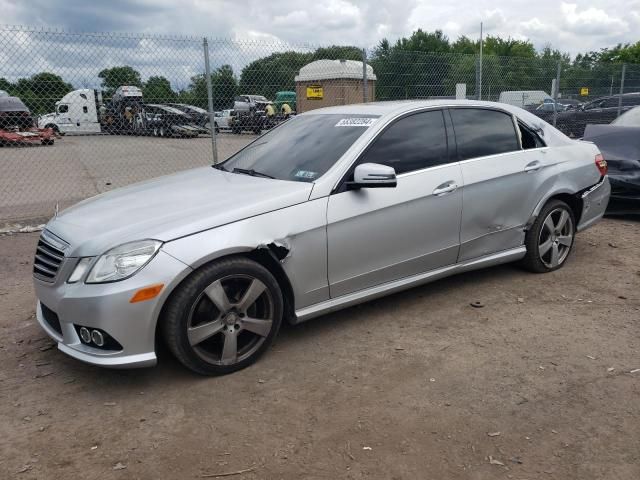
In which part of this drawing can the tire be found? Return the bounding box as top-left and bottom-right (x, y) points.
(521, 199), (576, 273)
(162, 257), (283, 375)
(44, 124), (59, 135)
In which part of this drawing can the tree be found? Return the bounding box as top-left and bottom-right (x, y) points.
(182, 64), (238, 111)
(98, 66), (142, 97)
(394, 29), (451, 53)
(239, 51), (312, 99)
(0, 77), (12, 94)
(10, 72), (73, 114)
(143, 76), (176, 103)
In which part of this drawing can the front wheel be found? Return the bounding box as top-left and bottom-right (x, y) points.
(162, 257), (283, 375)
(521, 199), (575, 273)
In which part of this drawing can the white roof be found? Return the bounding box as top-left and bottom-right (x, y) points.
(295, 59), (376, 82)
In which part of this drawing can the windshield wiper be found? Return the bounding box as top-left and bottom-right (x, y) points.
(212, 164), (227, 171)
(232, 167), (275, 179)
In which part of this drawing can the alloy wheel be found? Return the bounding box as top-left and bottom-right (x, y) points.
(187, 274), (274, 366)
(538, 207), (574, 268)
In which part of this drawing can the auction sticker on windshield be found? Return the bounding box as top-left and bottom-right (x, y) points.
(335, 118), (377, 127)
(294, 170), (318, 180)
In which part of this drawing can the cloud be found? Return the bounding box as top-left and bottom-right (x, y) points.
(482, 9), (507, 31)
(560, 3), (628, 35)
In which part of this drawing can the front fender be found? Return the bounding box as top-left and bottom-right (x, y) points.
(161, 198), (330, 310)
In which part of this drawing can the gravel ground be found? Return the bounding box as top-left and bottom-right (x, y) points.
(0, 133), (255, 224)
(0, 218), (639, 479)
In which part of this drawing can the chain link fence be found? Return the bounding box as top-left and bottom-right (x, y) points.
(1, 25), (638, 224)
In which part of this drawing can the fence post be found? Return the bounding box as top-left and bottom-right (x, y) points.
(362, 48), (368, 103)
(553, 60), (561, 127)
(203, 37), (218, 164)
(478, 22), (483, 100)
(617, 63), (626, 118)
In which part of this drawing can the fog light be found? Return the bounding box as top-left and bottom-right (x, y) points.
(79, 327), (91, 343)
(91, 330), (105, 347)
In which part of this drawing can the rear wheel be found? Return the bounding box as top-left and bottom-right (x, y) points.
(162, 257), (283, 375)
(522, 199), (575, 273)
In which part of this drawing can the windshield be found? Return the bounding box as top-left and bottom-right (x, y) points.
(220, 114), (379, 182)
(612, 107), (640, 126)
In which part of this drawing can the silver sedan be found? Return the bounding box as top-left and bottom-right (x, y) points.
(33, 100), (610, 375)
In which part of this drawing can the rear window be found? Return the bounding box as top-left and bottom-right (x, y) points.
(450, 108), (519, 160)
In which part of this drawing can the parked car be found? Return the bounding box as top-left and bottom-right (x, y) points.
(167, 103), (210, 128)
(0, 96), (56, 146)
(583, 107), (640, 213)
(33, 100), (610, 375)
(232, 95), (270, 134)
(214, 109), (234, 131)
(143, 104), (201, 137)
(0, 89), (9, 97)
(555, 92), (640, 138)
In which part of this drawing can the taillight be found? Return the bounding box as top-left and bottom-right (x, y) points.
(595, 154), (607, 176)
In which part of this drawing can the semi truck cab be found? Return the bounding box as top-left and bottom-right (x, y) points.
(38, 88), (103, 134)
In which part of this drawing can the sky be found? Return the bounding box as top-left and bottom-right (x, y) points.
(2, 0), (638, 54)
(1, 0), (638, 90)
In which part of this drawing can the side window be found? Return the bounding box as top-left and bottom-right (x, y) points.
(450, 108), (519, 160)
(602, 98), (619, 108)
(518, 122), (546, 150)
(358, 110), (448, 175)
(57, 104), (69, 114)
(82, 106), (88, 114)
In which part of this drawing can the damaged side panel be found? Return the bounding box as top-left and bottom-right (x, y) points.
(161, 198), (330, 310)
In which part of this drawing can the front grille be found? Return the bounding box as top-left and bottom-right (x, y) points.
(33, 230), (68, 282)
(41, 303), (62, 335)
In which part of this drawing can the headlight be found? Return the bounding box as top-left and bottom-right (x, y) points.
(85, 240), (162, 284)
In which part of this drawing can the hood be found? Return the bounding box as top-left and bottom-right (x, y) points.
(46, 167), (313, 256)
(37, 113), (55, 126)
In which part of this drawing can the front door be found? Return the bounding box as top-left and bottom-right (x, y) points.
(327, 109), (463, 298)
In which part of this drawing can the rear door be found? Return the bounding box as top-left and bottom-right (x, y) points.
(327, 109), (463, 298)
(451, 107), (550, 261)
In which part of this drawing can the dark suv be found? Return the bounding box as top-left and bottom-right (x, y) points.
(555, 92), (640, 137)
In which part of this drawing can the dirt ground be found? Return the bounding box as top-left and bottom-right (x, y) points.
(0, 218), (638, 480)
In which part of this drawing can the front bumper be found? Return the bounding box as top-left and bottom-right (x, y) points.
(34, 250), (191, 369)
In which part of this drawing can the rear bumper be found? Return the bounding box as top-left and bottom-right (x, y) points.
(577, 176), (611, 232)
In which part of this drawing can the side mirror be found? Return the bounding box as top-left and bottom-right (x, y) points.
(348, 163), (397, 189)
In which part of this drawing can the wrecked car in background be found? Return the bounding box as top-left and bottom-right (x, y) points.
(0, 96), (56, 146)
(555, 92), (640, 138)
(583, 107), (640, 213)
(143, 104), (203, 137)
(33, 100), (609, 376)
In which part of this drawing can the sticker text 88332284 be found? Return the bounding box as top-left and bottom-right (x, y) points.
(335, 118), (377, 127)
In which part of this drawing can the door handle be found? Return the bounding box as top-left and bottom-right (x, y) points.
(433, 181), (458, 196)
(524, 161), (542, 173)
